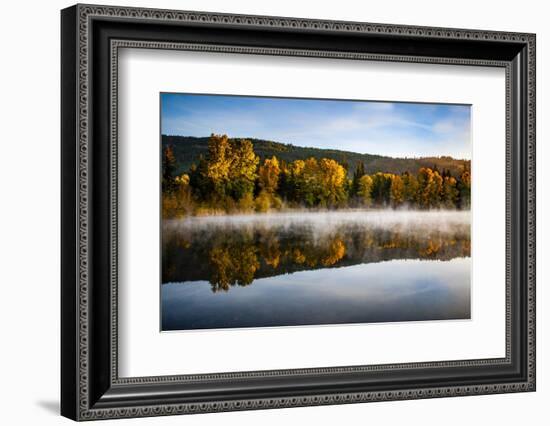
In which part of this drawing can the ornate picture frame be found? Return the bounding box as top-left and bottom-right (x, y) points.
(61, 4), (535, 421)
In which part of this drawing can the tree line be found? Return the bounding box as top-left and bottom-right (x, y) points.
(162, 134), (471, 217)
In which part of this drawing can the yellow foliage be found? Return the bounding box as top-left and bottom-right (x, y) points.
(258, 156), (280, 193)
(255, 190), (282, 213)
(175, 173), (190, 186)
(166, 134), (469, 213)
(229, 139), (259, 183)
(358, 174), (373, 205)
(321, 239), (346, 266)
(237, 192), (255, 212)
(292, 249), (306, 264)
(205, 134), (232, 183)
(390, 175), (404, 206)
(161, 179), (195, 218)
(209, 245), (259, 291)
(417, 167), (443, 208)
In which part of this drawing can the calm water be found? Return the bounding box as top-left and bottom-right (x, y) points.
(161, 210), (471, 330)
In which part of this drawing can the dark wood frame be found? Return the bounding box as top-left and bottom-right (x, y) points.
(61, 4), (536, 421)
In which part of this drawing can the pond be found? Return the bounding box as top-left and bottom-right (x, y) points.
(161, 210), (471, 330)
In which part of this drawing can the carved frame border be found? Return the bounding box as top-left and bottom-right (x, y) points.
(62, 3), (535, 421)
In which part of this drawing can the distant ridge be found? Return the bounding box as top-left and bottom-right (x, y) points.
(162, 135), (470, 177)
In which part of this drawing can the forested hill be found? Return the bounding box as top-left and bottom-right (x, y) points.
(162, 135), (470, 177)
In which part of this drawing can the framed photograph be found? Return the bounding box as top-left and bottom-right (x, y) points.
(61, 4), (536, 421)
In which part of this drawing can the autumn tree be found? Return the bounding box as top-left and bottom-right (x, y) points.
(255, 156), (282, 212)
(227, 138), (259, 201)
(402, 172), (418, 205)
(417, 167), (443, 208)
(286, 157), (347, 207)
(202, 134), (232, 199)
(300, 158), (321, 206)
(199, 134), (232, 199)
(390, 175), (405, 207)
(357, 174), (373, 206)
(258, 156), (281, 193)
(198, 134), (259, 207)
(318, 158), (347, 207)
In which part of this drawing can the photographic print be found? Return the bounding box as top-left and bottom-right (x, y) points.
(160, 93), (471, 331)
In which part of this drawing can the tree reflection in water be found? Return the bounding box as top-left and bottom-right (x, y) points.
(162, 211), (470, 293)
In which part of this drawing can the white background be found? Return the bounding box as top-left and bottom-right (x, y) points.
(119, 49), (505, 377)
(0, 0), (547, 425)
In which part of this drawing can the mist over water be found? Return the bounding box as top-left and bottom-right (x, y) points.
(161, 209), (471, 330)
(164, 209), (470, 234)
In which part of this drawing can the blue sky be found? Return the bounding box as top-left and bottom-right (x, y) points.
(161, 93), (471, 159)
